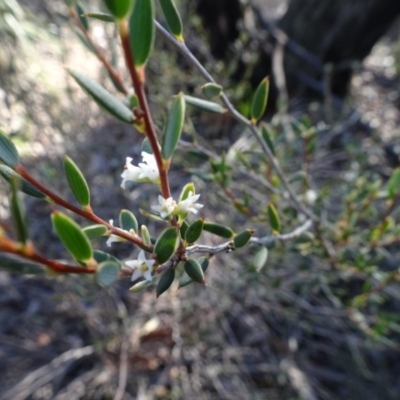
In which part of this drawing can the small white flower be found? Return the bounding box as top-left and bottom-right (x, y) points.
(106, 219), (126, 247)
(151, 195), (177, 219)
(126, 250), (155, 282)
(121, 152), (160, 189)
(174, 191), (203, 215)
(304, 189), (318, 205)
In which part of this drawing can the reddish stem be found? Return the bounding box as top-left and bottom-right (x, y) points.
(69, 7), (128, 95)
(118, 21), (172, 200)
(15, 165), (152, 251)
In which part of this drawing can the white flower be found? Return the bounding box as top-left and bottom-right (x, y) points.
(151, 195), (177, 219)
(126, 250), (155, 282)
(106, 219), (126, 247)
(121, 152), (160, 189)
(174, 191), (203, 215)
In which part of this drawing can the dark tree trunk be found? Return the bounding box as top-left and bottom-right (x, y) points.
(196, 0), (400, 104)
(278, 0), (400, 99)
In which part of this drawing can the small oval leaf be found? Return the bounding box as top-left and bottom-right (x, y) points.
(83, 12), (114, 22)
(180, 220), (189, 238)
(129, 0), (155, 67)
(129, 278), (153, 292)
(103, 0), (132, 20)
(154, 227), (180, 264)
(233, 229), (253, 248)
(162, 92), (185, 160)
(96, 260), (120, 287)
(0, 165), (45, 198)
(260, 124), (275, 156)
(156, 268), (175, 297)
(76, 3), (89, 31)
(159, 0), (183, 41)
(52, 212), (93, 262)
(267, 203), (281, 233)
(184, 258), (205, 284)
(201, 83), (223, 99)
(119, 209), (138, 232)
(82, 224), (108, 240)
(64, 156), (90, 206)
(185, 218), (204, 243)
(253, 247), (268, 272)
(93, 250), (121, 265)
(69, 69), (134, 123)
(388, 167), (400, 201)
(0, 254), (45, 275)
(141, 225), (152, 247)
(251, 77), (269, 124)
(203, 222), (235, 239)
(0, 130), (19, 168)
(178, 182), (195, 202)
(179, 257), (209, 288)
(184, 95), (227, 114)
(10, 177), (28, 244)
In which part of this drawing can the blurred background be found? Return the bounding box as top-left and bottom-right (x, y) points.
(1, 0), (400, 399)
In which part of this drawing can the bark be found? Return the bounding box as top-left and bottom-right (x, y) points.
(195, 0), (400, 103)
(278, 0), (400, 99)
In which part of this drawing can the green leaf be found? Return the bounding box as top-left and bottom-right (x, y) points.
(10, 177), (28, 244)
(0, 130), (19, 168)
(184, 95), (227, 114)
(184, 258), (205, 284)
(178, 182), (195, 202)
(388, 167), (400, 201)
(141, 225), (152, 247)
(64, 156), (90, 207)
(201, 83), (223, 99)
(82, 224), (108, 240)
(159, 0), (183, 41)
(260, 124), (275, 156)
(185, 218), (204, 243)
(83, 12), (114, 22)
(0, 165), (45, 198)
(251, 77), (269, 124)
(129, 0), (155, 67)
(119, 209), (138, 232)
(233, 229), (253, 248)
(0, 254), (45, 275)
(203, 222), (235, 239)
(253, 247), (268, 272)
(267, 203), (281, 233)
(76, 3), (89, 31)
(156, 268), (175, 297)
(96, 260), (120, 287)
(93, 250), (121, 265)
(162, 92), (185, 160)
(103, 0), (132, 19)
(68, 69), (134, 123)
(51, 212), (93, 262)
(179, 257), (209, 288)
(129, 278), (153, 292)
(179, 220), (189, 238)
(154, 227), (180, 264)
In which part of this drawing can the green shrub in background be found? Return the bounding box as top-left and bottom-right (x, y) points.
(0, 0), (399, 342)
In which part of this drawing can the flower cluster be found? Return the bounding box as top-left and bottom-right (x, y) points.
(151, 191), (203, 219)
(121, 152), (160, 188)
(126, 250), (155, 282)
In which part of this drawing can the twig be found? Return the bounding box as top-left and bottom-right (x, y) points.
(186, 219), (313, 256)
(156, 22), (317, 221)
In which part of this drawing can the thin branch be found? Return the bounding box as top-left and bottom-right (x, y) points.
(16, 165), (151, 251)
(69, 6), (128, 95)
(186, 219), (313, 256)
(156, 22), (317, 221)
(119, 21), (172, 200)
